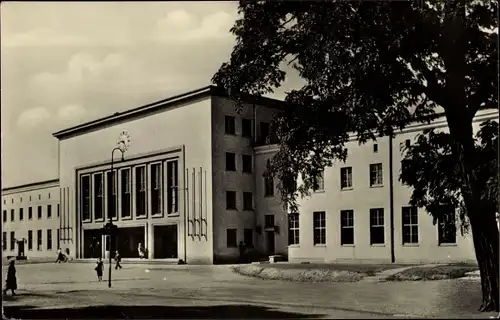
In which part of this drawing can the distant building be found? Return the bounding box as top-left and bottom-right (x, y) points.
(2, 85), (497, 264)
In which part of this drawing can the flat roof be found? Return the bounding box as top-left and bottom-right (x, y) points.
(52, 85), (285, 140)
(2, 178), (60, 193)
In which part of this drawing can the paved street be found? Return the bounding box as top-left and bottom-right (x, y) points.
(2, 262), (496, 319)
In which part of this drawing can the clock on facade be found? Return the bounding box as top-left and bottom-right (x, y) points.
(118, 130), (131, 152)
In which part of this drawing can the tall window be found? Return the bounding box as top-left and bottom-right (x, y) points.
(151, 163), (163, 215)
(259, 122), (270, 143)
(2, 210), (6, 222)
(373, 143), (378, 153)
(370, 163), (383, 186)
(242, 118), (252, 138)
(438, 207), (457, 245)
(313, 211), (326, 245)
(340, 167), (353, 189)
(288, 213), (300, 245)
(2, 232), (6, 251)
(225, 115), (236, 134)
(313, 171), (325, 191)
(242, 155), (252, 173)
(226, 228), (237, 248)
(19, 208), (24, 221)
(10, 232), (15, 251)
(370, 208), (385, 244)
(29, 207), (33, 220)
(226, 191), (236, 210)
(28, 230), (33, 251)
(340, 210), (354, 245)
(47, 229), (52, 250)
(94, 173), (104, 220)
(244, 228), (253, 247)
(402, 206), (419, 244)
(121, 169), (131, 218)
(167, 161), (179, 214)
(107, 171), (117, 219)
(37, 206), (42, 219)
(37, 230), (42, 251)
(243, 192), (253, 211)
(47, 205), (52, 218)
(265, 214), (275, 228)
(57, 229), (60, 249)
(81, 175), (91, 221)
(10, 209), (14, 221)
(225, 152), (236, 171)
(57, 204), (60, 217)
(135, 166), (147, 217)
(264, 159), (274, 196)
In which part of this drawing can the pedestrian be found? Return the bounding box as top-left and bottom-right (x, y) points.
(114, 250), (122, 270)
(95, 258), (104, 281)
(3, 260), (17, 296)
(238, 241), (246, 263)
(138, 243), (145, 259)
(55, 248), (66, 263)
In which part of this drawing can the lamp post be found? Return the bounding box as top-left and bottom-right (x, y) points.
(106, 131), (130, 288)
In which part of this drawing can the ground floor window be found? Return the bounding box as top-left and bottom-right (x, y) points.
(402, 206), (419, 244)
(370, 208), (385, 244)
(227, 229), (237, 248)
(288, 213), (299, 245)
(313, 211), (326, 245)
(153, 225), (178, 259)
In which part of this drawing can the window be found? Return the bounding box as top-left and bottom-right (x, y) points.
(225, 152), (236, 171)
(57, 229), (60, 249)
(2, 232), (6, 251)
(37, 230), (42, 251)
(151, 163), (163, 215)
(107, 171), (117, 219)
(37, 206), (42, 219)
(438, 208), (457, 245)
(265, 215), (275, 228)
(242, 118), (252, 137)
(244, 228), (253, 247)
(38, 194), (41, 200)
(10, 209), (14, 221)
(20, 197), (22, 203)
(264, 159), (274, 196)
(259, 122), (270, 143)
(340, 167), (353, 189)
(226, 229), (237, 248)
(370, 208), (385, 244)
(94, 173), (104, 220)
(121, 169), (131, 218)
(243, 192), (253, 211)
(47, 205), (52, 219)
(402, 206), (419, 244)
(48, 193), (51, 199)
(225, 115), (236, 134)
(47, 229), (52, 250)
(19, 208), (24, 221)
(340, 210), (354, 245)
(167, 161), (179, 214)
(81, 175), (91, 221)
(373, 144), (378, 153)
(370, 163), (383, 186)
(28, 230), (33, 251)
(2, 210), (6, 223)
(242, 154), (252, 173)
(313, 171), (325, 191)
(29, 207), (33, 220)
(10, 232), (15, 251)
(313, 211), (326, 245)
(57, 204), (60, 217)
(226, 191), (236, 210)
(288, 213), (300, 245)
(135, 166), (147, 217)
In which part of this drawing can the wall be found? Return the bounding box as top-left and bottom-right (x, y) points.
(58, 96), (214, 264)
(2, 183), (61, 258)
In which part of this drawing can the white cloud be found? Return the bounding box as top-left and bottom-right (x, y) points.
(152, 10), (236, 42)
(17, 107), (51, 128)
(57, 104), (88, 122)
(2, 28), (91, 48)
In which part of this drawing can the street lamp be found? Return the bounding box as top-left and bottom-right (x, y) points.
(105, 130), (130, 288)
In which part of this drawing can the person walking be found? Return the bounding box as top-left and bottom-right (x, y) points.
(114, 251), (122, 270)
(55, 248), (65, 263)
(3, 260), (17, 296)
(95, 258), (104, 281)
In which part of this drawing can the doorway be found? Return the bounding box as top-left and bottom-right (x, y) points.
(17, 241), (25, 257)
(266, 231), (275, 255)
(83, 229), (103, 258)
(116, 227), (145, 258)
(154, 225), (178, 259)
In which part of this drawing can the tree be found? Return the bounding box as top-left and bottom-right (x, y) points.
(212, 0), (499, 312)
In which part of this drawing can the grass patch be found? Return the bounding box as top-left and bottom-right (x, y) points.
(256, 263), (413, 276)
(385, 264), (479, 281)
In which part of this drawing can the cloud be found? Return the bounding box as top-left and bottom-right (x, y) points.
(2, 28), (91, 48)
(57, 104), (88, 122)
(152, 10), (236, 42)
(17, 107), (51, 128)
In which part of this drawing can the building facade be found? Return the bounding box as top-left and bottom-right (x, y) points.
(2, 179), (61, 259)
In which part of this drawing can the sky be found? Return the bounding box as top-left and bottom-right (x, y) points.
(1, 1), (303, 188)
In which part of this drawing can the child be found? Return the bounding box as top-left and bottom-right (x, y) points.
(95, 258), (104, 281)
(114, 251), (122, 270)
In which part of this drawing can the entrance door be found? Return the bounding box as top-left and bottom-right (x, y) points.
(83, 229), (103, 258)
(266, 231), (275, 255)
(154, 225), (178, 259)
(17, 241), (25, 257)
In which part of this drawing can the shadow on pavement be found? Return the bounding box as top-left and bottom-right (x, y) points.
(4, 304), (323, 319)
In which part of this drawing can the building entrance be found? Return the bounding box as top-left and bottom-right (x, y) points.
(115, 226), (145, 258)
(83, 229), (103, 258)
(154, 225), (178, 259)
